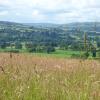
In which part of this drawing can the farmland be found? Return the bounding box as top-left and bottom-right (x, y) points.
(0, 0), (100, 99)
(0, 48), (82, 58)
(0, 53), (100, 100)
(0, 21), (100, 60)
(0, 21), (100, 100)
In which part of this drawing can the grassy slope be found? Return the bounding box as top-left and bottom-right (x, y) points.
(0, 53), (100, 100)
(0, 48), (100, 59)
(31, 50), (82, 58)
(0, 48), (82, 58)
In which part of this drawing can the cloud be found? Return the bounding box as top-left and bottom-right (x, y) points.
(15, 12), (21, 16)
(31, 10), (47, 22)
(0, 0), (100, 23)
(0, 11), (8, 16)
(0, 0), (12, 8)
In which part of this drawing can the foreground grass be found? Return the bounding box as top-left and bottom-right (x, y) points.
(0, 53), (100, 100)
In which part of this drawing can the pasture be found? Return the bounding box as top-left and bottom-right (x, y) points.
(0, 53), (100, 100)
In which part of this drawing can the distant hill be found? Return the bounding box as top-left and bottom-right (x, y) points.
(0, 21), (100, 50)
(0, 21), (22, 26)
(23, 23), (60, 28)
(61, 22), (100, 32)
(1, 21), (100, 32)
(23, 22), (100, 32)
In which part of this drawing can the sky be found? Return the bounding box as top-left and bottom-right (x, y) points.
(0, 0), (100, 24)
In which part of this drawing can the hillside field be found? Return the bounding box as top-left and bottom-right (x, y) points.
(0, 49), (82, 58)
(0, 48), (100, 59)
(0, 53), (100, 100)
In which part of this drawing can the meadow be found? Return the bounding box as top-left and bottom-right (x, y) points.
(0, 53), (100, 100)
(0, 48), (97, 58)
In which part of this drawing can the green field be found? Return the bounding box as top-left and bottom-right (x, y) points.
(0, 48), (100, 59)
(31, 50), (82, 58)
(0, 48), (83, 58)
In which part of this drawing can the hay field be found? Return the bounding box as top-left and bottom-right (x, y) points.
(0, 53), (100, 100)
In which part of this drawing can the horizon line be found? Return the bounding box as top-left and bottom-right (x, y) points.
(0, 20), (100, 25)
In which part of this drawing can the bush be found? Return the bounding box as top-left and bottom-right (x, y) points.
(5, 49), (19, 53)
(15, 43), (22, 49)
(28, 48), (36, 53)
(97, 50), (100, 58)
(46, 46), (55, 54)
(81, 52), (89, 59)
(71, 54), (81, 58)
(71, 52), (90, 59)
(0, 43), (7, 49)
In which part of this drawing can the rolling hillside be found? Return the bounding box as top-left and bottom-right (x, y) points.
(0, 21), (100, 52)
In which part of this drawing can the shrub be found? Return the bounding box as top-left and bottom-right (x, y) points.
(5, 49), (19, 53)
(81, 52), (89, 59)
(46, 46), (55, 54)
(71, 54), (81, 58)
(28, 48), (36, 53)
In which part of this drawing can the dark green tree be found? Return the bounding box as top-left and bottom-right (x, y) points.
(15, 42), (22, 49)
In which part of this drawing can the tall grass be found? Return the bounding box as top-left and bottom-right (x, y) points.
(0, 53), (100, 100)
